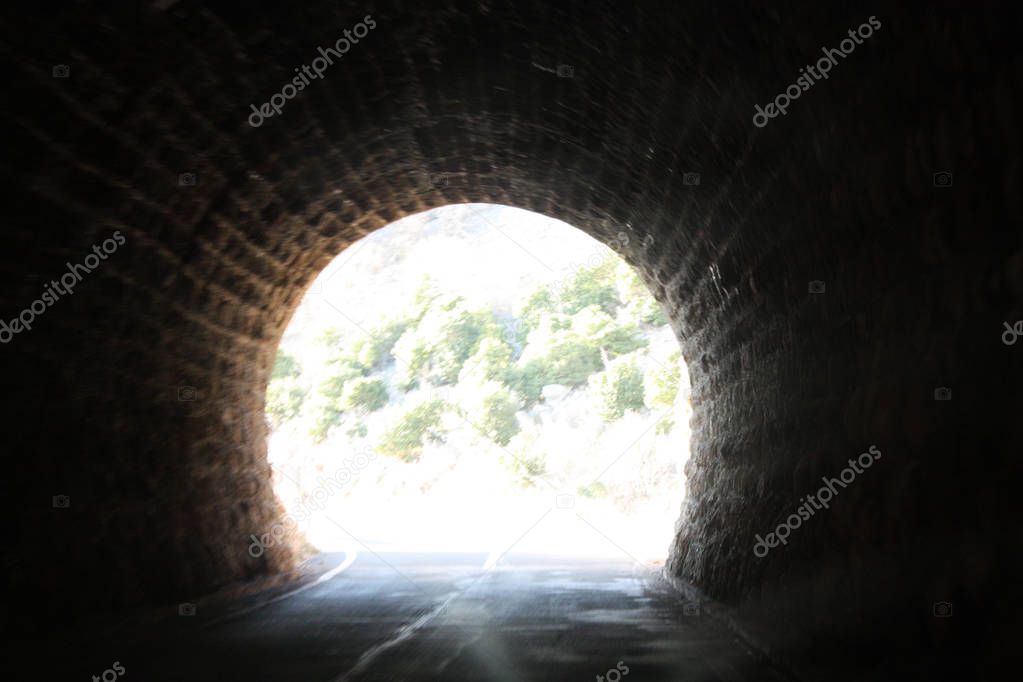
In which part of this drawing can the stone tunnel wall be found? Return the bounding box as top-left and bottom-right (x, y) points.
(1, 0), (1018, 673)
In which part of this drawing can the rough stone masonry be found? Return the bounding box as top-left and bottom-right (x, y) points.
(0, 1), (1018, 677)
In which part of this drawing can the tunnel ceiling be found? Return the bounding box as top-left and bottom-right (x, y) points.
(1, 0), (1019, 670)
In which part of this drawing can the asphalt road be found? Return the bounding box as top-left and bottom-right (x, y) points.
(36, 552), (794, 681)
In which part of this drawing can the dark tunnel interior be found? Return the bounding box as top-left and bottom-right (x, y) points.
(1, 2), (1020, 680)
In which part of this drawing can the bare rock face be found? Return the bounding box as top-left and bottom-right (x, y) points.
(0, 1), (1016, 672)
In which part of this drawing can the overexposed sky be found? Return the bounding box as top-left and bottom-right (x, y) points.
(284, 203), (613, 350)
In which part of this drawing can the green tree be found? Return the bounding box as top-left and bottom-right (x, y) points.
(458, 336), (514, 386)
(411, 276), (442, 322)
(506, 358), (549, 405)
(509, 311), (608, 402)
(377, 399), (448, 461)
(347, 421), (369, 439)
(519, 315), (603, 385)
(511, 305), (647, 405)
(615, 260), (668, 326)
(393, 331), (431, 391)
(645, 350), (684, 434)
(351, 319), (410, 370)
(502, 431), (548, 487)
(645, 350), (682, 409)
(470, 383), (521, 446)
(571, 305), (647, 357)
(519, 287), (558, 334)
(266, 380), (307, 427)
(310, 358), (366, 443)
(577, 481), (609, 498)
(310, 408), (341, 444)
(321, 359), (365, 393)
(590, 356), (646, 421)
(271, 349), (301, 380)
(558, 256), (621, 315)
(394, 297), (500, 387)
(342, 377), (389, 412)
(266, 350), (307, 427)
(316, 327), (345, 350)
(544, 331), (604, 385)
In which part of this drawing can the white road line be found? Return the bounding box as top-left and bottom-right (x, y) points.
(333, 543), (525, 679)
(332, 591), (461, 682)
(481, 547), (502, 571)
(200, 550), (357, 629)
(320, 549), (358, 581)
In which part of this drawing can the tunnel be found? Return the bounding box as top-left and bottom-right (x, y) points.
(1, 1), (1018, 680)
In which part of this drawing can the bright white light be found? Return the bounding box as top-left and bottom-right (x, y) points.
(267, 204), (691, 563)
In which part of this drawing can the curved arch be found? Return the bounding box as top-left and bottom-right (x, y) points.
(2, 1), (1016, 672)
(265, 201), (694, 559)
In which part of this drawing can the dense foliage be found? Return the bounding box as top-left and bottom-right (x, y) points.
(266, 351), (307, 427)
(266, 253), (685, 466)
(377, 398), (448, 461)
(590, 355), (646, 421)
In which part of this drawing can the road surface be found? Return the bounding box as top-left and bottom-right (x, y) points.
(36, 551), (794, 681)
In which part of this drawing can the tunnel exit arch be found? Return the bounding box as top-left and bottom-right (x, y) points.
(3, 3), (1013, 675)
(261, 202), (694, 561)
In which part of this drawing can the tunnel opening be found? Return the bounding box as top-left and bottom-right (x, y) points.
(2, 3), (1015, 678)
(261, 203), (693, 566)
